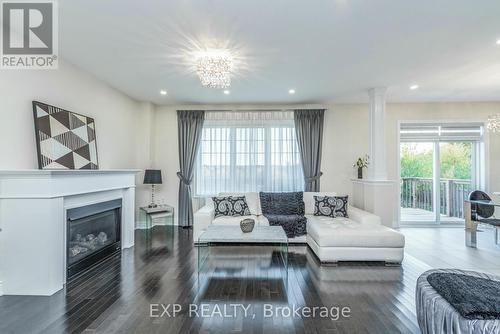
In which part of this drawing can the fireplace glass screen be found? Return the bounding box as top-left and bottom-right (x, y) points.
(67, 199), (121, 279)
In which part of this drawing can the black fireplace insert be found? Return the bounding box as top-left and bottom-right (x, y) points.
(67, 199), (122, 280)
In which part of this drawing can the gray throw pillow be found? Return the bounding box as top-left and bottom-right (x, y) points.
(313, 195), (349, 218)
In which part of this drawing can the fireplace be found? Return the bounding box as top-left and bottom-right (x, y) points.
(66, 199), (122, 280)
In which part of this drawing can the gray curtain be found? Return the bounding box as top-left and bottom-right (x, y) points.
(294, 109), (325, 191)
(177, 110), (205, 227)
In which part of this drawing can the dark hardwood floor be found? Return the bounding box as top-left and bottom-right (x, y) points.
(3, 225), (499, 334)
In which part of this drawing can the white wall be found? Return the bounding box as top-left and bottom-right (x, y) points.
(0, 60), (155, 222)
(0, 60), (151, 170)
(151, 107), (179, 221)
(151, 102), (500, 226)
(322, 104), (369, 196)
(133, 102), (157, 213)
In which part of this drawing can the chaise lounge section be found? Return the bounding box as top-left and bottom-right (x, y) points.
(193, 191), (405, 264)
(307, 212), (405, 264)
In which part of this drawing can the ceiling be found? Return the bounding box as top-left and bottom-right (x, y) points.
(60, 0), (500, 105)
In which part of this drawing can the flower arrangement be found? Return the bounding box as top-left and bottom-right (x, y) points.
(353, 155), (370, 179)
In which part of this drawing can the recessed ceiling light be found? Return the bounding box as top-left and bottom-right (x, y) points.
(288, 89), (296, 95)
(223, 90), (230, 95)
(160, 90), (167, 95)
(496, 39), (500, 45)
(409, 84), (419, 90)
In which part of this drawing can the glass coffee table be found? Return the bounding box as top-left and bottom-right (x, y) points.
(197, 226), (289, 293)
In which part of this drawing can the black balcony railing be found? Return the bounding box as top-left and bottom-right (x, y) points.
(401, 177), (472, 219)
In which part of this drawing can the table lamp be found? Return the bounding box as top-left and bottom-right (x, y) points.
(143, 169), (162, 208)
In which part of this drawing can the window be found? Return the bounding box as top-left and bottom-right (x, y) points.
(194, 110), (304, 196)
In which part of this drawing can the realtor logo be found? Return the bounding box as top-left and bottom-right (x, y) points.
(1, 0), (58, 69)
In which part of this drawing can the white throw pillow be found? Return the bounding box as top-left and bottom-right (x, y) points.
(219, 192), (262, 215)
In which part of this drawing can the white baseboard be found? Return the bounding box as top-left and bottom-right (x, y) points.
(0, 281), (3, 296)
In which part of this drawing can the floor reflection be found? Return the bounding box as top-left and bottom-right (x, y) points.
(62, 253), (123, 333)
(196, 245), (289, 303)
(142, 273), (163, 299)
(139, 225), (175, 262)
(0, 228), (421, 334)
(199, 277), (288, 302)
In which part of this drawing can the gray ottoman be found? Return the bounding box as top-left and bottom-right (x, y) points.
(416, 269), (500, 334)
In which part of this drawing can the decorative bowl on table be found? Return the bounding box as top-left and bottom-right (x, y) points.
(240, 218), (255, 233)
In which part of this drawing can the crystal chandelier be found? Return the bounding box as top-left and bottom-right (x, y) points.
(195, 50), (233, 89)
(487, 114), (500, 133)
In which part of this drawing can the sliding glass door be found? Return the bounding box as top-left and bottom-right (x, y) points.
(400, 142), (437, 223)
(400, 123), (484, 225)
(438, 142), (474, 224)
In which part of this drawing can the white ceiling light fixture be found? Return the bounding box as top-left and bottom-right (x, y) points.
(487, 114), (500, 132)
(288, 89), (296, 95)
(160, 89), (167, 95)
(410, 84), (419, 90)
(496, 39), (500, 45)
(223, 90), (230, 95)
(195, 49), (233, 89)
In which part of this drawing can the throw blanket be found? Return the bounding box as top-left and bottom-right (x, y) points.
(259, 192), (306, 238)
(427, 272), (500, 320)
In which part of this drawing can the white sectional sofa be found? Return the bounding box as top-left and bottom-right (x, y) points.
(193, 192), (405, 264)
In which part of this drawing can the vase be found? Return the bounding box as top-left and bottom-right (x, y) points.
(240, 218), (255, 233)
(357, 167), (363, 179)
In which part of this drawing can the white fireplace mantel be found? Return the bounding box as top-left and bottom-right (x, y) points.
(0, 169), (140, 198)
(0, 169), (140, 296)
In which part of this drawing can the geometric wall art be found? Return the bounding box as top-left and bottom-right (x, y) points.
(32, 101), (99, 169)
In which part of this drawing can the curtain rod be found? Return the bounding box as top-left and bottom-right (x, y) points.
(178, 108), (327, 112)
(201, 108), (326, 112)
(204, 109), (295, 112)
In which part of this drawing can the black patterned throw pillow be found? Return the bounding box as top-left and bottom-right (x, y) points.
(212, 196), (232, 218)
(229, 196), (251, 217)
(212, 196), (251, 218)
(313, 195), (349, 218)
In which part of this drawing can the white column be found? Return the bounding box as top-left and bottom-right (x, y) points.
(351, 87), (398, 228)
(367, 87), (388, 180)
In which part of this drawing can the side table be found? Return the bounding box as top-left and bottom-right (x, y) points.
(139, 205), (175, 229)
(139, 205), (175, 255)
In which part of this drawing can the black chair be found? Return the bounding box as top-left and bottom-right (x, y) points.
(469, 190), (500, 244)
(469, 190), (495, 220)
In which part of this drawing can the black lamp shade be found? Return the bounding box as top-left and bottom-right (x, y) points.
(143, 169), (162, 184)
